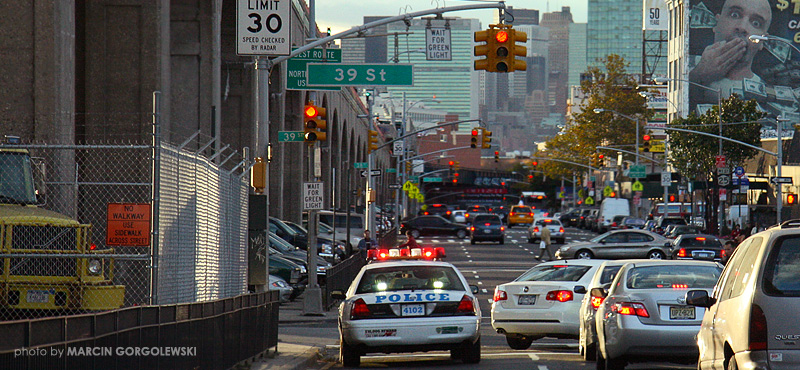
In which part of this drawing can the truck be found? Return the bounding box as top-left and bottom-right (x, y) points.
(0, 136), (125, 314)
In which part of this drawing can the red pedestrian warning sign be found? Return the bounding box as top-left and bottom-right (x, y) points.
(107, 203), (151, 246)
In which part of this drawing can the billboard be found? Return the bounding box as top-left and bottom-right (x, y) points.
(643, 0), (669, 31)
(688, 0), (796, 138)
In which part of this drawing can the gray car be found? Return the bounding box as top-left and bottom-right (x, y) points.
(594, 260), (722, 369)
(269, 274), (294, 302)
(578, 260), (627, 361)
(555, 230), (671, 260)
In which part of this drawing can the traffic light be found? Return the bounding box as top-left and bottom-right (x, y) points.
(303, 103), (327, 143)
(482, 128), (492, 148)
(250, 157), (266, 194)
(531, 160), (538, 167)
(494, 151), (500, 163)
(669, 194), (677, 202)
(642, 134), (651, 152)
(528, 174), (534, 182)
(368, 130), (379, 153)
(448, 160), (455, 171)
(788, 193), (797, 205)
(597, 153), (604, 167)
(474, 24), (526, 73)
(470, 129), (479, 148)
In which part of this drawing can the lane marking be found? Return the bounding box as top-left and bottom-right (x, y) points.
(481, 288), (488, 293)
(528, 354), (539, 361)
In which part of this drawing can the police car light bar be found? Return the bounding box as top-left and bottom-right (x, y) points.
(367, 247), (446, 261)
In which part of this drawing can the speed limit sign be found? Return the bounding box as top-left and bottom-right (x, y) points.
(237, 0), (291, 56)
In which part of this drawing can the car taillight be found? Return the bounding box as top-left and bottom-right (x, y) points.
(528, 213), (533, 217)
(749, 304), (768, 351)
(484, 223), (491, 226)
(351, 298), (371, 319)
(456, 295), (476, 315)
(447, 211), (452, 215)
(509, 212), (515, 216)
(545, 290), (573, 302)
(612, 222), (617, 227)
(559, 227), (564, 233)
(613, 302), (649, 317)
(677, 248), (687, 258)
(533, 226), (540, 232)
(500, 226), (505, 231)
(465, 213), (470, 218)
(591, 296), (604, 309)
(493, 288), (507, 302)
(469, 226), (474, 231)
(424, 211), (429, 215)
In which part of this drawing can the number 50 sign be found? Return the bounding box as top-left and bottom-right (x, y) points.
(237, 0), (291, 56)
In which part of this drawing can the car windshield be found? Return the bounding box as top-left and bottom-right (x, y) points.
(626, 265), (721, 289)
(590, 232), (613, 242)
(763, 236), (800, 297)
(356, 265), (465, 294)
(599, 266), (623, 284)
(269, 233), (297, 253)
(515, 264), (593, 282)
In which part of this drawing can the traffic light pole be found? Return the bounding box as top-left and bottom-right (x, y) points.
(367, 92), (377, 241)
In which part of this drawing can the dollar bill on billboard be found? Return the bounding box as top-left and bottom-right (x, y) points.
(689, 2), (715, 28)
(764, 37), (792, 64)
(743, 77), (767, 98)
(774, 85), (796, 103)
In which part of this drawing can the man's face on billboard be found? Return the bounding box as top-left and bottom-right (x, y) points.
(714, 0), (771, 58)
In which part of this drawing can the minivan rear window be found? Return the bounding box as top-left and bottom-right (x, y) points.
(763, 236), (800, 297)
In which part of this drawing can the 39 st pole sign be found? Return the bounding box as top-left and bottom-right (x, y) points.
(237, 0), (291, 55)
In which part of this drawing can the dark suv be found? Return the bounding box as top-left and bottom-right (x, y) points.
(422, 203), (452, 219)
(400, 215), (468, 239)
(470, 214), (505, 244)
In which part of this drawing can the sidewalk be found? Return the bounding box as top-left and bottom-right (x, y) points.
(248, 293), (339, 370)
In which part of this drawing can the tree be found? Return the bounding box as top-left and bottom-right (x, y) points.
(539, 54), (650, 178)
(668, 95), (764, 179)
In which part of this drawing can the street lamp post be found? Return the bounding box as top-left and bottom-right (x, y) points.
(593, 109), (643, 217)
(654, 76), (724, 232)
(749, 35), (798, 225)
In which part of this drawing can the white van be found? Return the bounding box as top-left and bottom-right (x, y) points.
(316, 211), (365, 248)
(597, 198), (630, 233)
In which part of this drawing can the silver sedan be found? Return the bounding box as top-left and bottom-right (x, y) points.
(593, 260), (722, 369)
(555, 230), (671, 260)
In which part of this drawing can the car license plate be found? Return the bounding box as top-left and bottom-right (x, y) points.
(518, 295), (536, 305)
(669, 306), (695, 320)
(483, 229), (492, 234)
(401, 304), (425, 316)
(26, 290), (50, 303)
(692, 251), (713, 260)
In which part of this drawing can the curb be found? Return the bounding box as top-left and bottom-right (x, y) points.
(249, 343), (321, 370)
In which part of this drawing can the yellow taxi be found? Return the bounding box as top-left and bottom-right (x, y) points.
(507, 205), (534, 227)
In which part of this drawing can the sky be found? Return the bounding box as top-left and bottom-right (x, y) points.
(314, 0), (588, 36)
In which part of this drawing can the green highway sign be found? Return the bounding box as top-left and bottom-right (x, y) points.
(287, 48), (341, 91)
(422, 177), (443, 183)
(629, 164), (646, 179)
(385, 168), (397, 173)
(354, 162), (368, 169)
(278, 131), (305, 142)
(306, 63), (413, 86)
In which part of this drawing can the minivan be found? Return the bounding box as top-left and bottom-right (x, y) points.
(686, 219), (800, 370)
(316, 210), (365, 248)
(597, 198), (630, 233)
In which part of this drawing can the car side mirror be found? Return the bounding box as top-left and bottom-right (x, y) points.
(685, 290), (715, 307)
(470, 285), (479, 294)
(573, 285), (587, 294)
(331, 290), (346, 300)
(599, 240), (606, 244)
(590, 287), (607, 298)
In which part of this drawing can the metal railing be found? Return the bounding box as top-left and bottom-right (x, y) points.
(0, 291), (279, 369)
(323, 255), (366, 309)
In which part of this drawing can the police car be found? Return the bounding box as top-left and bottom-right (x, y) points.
(331, 247), (481, 367)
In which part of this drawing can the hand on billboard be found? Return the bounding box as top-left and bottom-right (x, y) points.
(690, 38), (747, 85)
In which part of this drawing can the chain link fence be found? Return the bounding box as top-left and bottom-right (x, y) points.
(0, 126), (249, 321)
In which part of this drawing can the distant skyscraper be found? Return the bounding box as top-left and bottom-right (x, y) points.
(540, 7), (573, 115)
(587, 0), (667, 78)
(496, 7), (539, 26)
(568, 23), (587, 88)
(341, 16), (387, 63)
(386, 18), (481, 127)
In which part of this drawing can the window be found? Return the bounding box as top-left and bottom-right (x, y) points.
(717, 237), (761, 301)
(626, 265), (721, 289)
(356, 266), (465, 294)
(763, 236), (800, 297)
(603, 233), (628, 243)
(600, 266), (623, 285)
(473, 216), (501, 225)
(515, 264), (593, 282)
(628, 233), (653, 243)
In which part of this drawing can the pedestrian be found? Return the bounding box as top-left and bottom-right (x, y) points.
(750, 221), (763, 235)
(356, 230), (375, 259)
(729, 223), (741, 241)
(399, 230), (420, 250)
(539, 225), (553, 261)
(721, 240), (736, 265)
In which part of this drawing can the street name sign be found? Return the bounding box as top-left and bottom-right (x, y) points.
(423, 177), (443, 183)
(360, 170), (382, 178)
(771, 176), (793, 184)
(385, 168), (397, 173)
(303, 182), (323, 210)
(278, 131), (305, 142)
(236, 0), (291, 55)
(354, 162), (368, 169)
(286, 47), (341, 90)
(306, 63), (413, 86)
(629, 165), (646, 179)
(389, 183), (401, 189)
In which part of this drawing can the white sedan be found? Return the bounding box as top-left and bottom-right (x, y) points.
(332, 248), (481, 367)
(491, 259), (606, 350)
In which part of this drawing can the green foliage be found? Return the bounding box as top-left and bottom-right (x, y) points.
(540, 55), (649, 178)
(667, 95), (764, 180)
